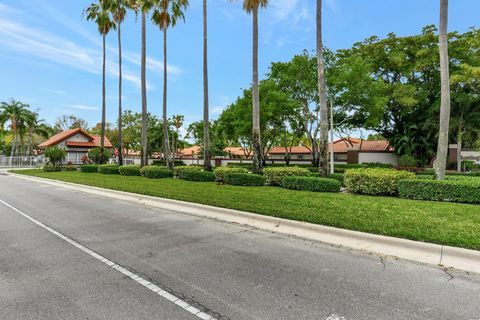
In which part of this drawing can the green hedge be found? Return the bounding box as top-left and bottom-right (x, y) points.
(97, 164), (119, 174)
(224, 173), (265, 186)
(173, 165), (202, 177)
(178, 169), (215, 182)
(363, 162), (394, 169)
(263, 167), (311, 186)
(214, 167), (248, 182)
(344, 168), (415, 195)
(80, 164), (98, 173)
(43, 164), (61, 172)
(281, 176), (341, 193)
(334, 164), (365, 173)
(140, 166), (173, 179)
(327, 173), (345, 186)
(151, 160), (185, 167)
(119, 165), (141, 176)
(398, 179), (480, 204)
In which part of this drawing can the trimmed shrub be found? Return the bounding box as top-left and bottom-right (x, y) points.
(44, 146), (67, 170)
(80, 164), (98, 173)
(43, 164), (60, 172)
(151, 160), (185, 167)
(119, 165), (141, 176)
(214, 167), (248, 182)
(334, 164), (365, 173)
(97, 164), (119, 174)
(398, 155), (418, 167)
(327, 173), (345, 186)
(224, 173), (265, 186)
(344, 168), (415, 196)
(398, 179), (480, 204)
(363, 162), (394, 169)
(282, 176), (341, 193)
(140, 166), (173, 179)
(263, 167), (311, 186)
(178, 169), (215, 182)
(173, 165), (202, 177)
(63, 163), (77, 171)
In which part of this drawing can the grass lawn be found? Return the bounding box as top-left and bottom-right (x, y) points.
(12, 169), (480, 251)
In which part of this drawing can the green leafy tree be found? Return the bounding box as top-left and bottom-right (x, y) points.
(44, 146), (67, 169)
(0, 99), (32, 156)
(187, 120), (226, 157)
(54, 115), (89, 132)
(151, 0), (189, 169)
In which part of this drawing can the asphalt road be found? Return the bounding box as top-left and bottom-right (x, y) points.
(0, 173), (479, 320)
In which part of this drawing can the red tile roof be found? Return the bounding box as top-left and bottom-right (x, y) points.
(179, 146), (201, 156)
(224, 147), (251, 157)
(268, 139), (393, 155)
(38, 128), (112, 148)
(359, 140), (393, 152)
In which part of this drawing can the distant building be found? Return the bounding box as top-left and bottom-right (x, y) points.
(268, 138), (399, 165)
(38, 128), (112, 164)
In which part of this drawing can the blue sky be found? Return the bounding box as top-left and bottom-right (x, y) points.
(1, 0), (479, 134)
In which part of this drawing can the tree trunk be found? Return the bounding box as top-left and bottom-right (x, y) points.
(457, 125), (462, 172)
(141, 12), (148, 167)
(251, 7), (263, 174)
(317, 0), (328, 177)
(203, 0), (212, 171)
(434, 0), (451, 180)
(162, 26), (172, 169)
(101, 33), (106, 162)
(118, 23), (123, 166)
(330, 100), (335, 174)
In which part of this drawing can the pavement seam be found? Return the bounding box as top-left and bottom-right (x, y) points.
(0, 198), (219, 320)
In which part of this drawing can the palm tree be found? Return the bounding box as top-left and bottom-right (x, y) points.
(151, 0), (189, 169)
(203, 0), (212, 171)
(0, 99), (31, 157)
(317, 0), (328, 176)
(233, 0), (269, 174)
(127, 0), (152, 167)
(170, 114), (183, 158)
(111, 0), (127, 165)
(434, 0), (451, 180)
(86, 0), (115, 164)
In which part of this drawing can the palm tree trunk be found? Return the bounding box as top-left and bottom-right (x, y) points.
(101, 34), (106, 153)
(118, 23), (123, 166)
(141, 12), (148, 167)
(317, 0), (328, 177)
(203, 0), (212, 171)
(162, 26), (172, 169)
(435, 0), (451, 180)
(251, 7), (263, 174)
(457, 122), (462, 172)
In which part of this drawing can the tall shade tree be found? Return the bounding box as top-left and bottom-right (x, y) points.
(85, 0), (115, 163)
(233, 0), (269, 174)
(170, 114), (184, 158)
(435, 0), (451, 180)
(316, 0), (328, 176)
(203, 0), (212, 171)
(151, 0), (189, 169)
(111, 0), (127, 165)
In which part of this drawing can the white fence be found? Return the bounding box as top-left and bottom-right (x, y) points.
(0, 156), (46, 168)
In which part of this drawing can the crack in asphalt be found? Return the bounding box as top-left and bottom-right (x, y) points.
(442, 268), (454, 282)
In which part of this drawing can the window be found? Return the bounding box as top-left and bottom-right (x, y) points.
(334, 153), (348, 161)
(297, 155), (304, 159)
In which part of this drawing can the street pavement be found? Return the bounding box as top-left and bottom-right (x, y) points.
(0, 173), (479, 320)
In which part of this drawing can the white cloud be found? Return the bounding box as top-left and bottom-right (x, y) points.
(69, 104), (99, 111)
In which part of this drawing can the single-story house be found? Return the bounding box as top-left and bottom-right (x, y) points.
(268, 138), (399, 165)
(38, 128), (112, 164)
(177, 146), (251, 159)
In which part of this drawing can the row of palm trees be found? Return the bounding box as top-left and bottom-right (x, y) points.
(85, 0), (451, 179)
(84, 0), (330, 173)
(0, 99), (51, 157)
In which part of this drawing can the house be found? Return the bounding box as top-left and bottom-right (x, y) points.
(38, 128), (112, 164)
(177, 146), (251, 159)
(268, 138), (399, 165)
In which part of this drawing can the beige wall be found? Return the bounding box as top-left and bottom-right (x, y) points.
(358, 152), (399, 165)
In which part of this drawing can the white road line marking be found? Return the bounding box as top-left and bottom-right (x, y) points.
(325, 314), (346, 320)
(0, 199), (217, 320)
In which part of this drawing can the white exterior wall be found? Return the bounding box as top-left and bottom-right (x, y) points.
(57, 134), (90, 149)
(358, 152), (399, 165)
(270, 153), (313, 160)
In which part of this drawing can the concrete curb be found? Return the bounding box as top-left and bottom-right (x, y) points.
(7, 172), (480, 275)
